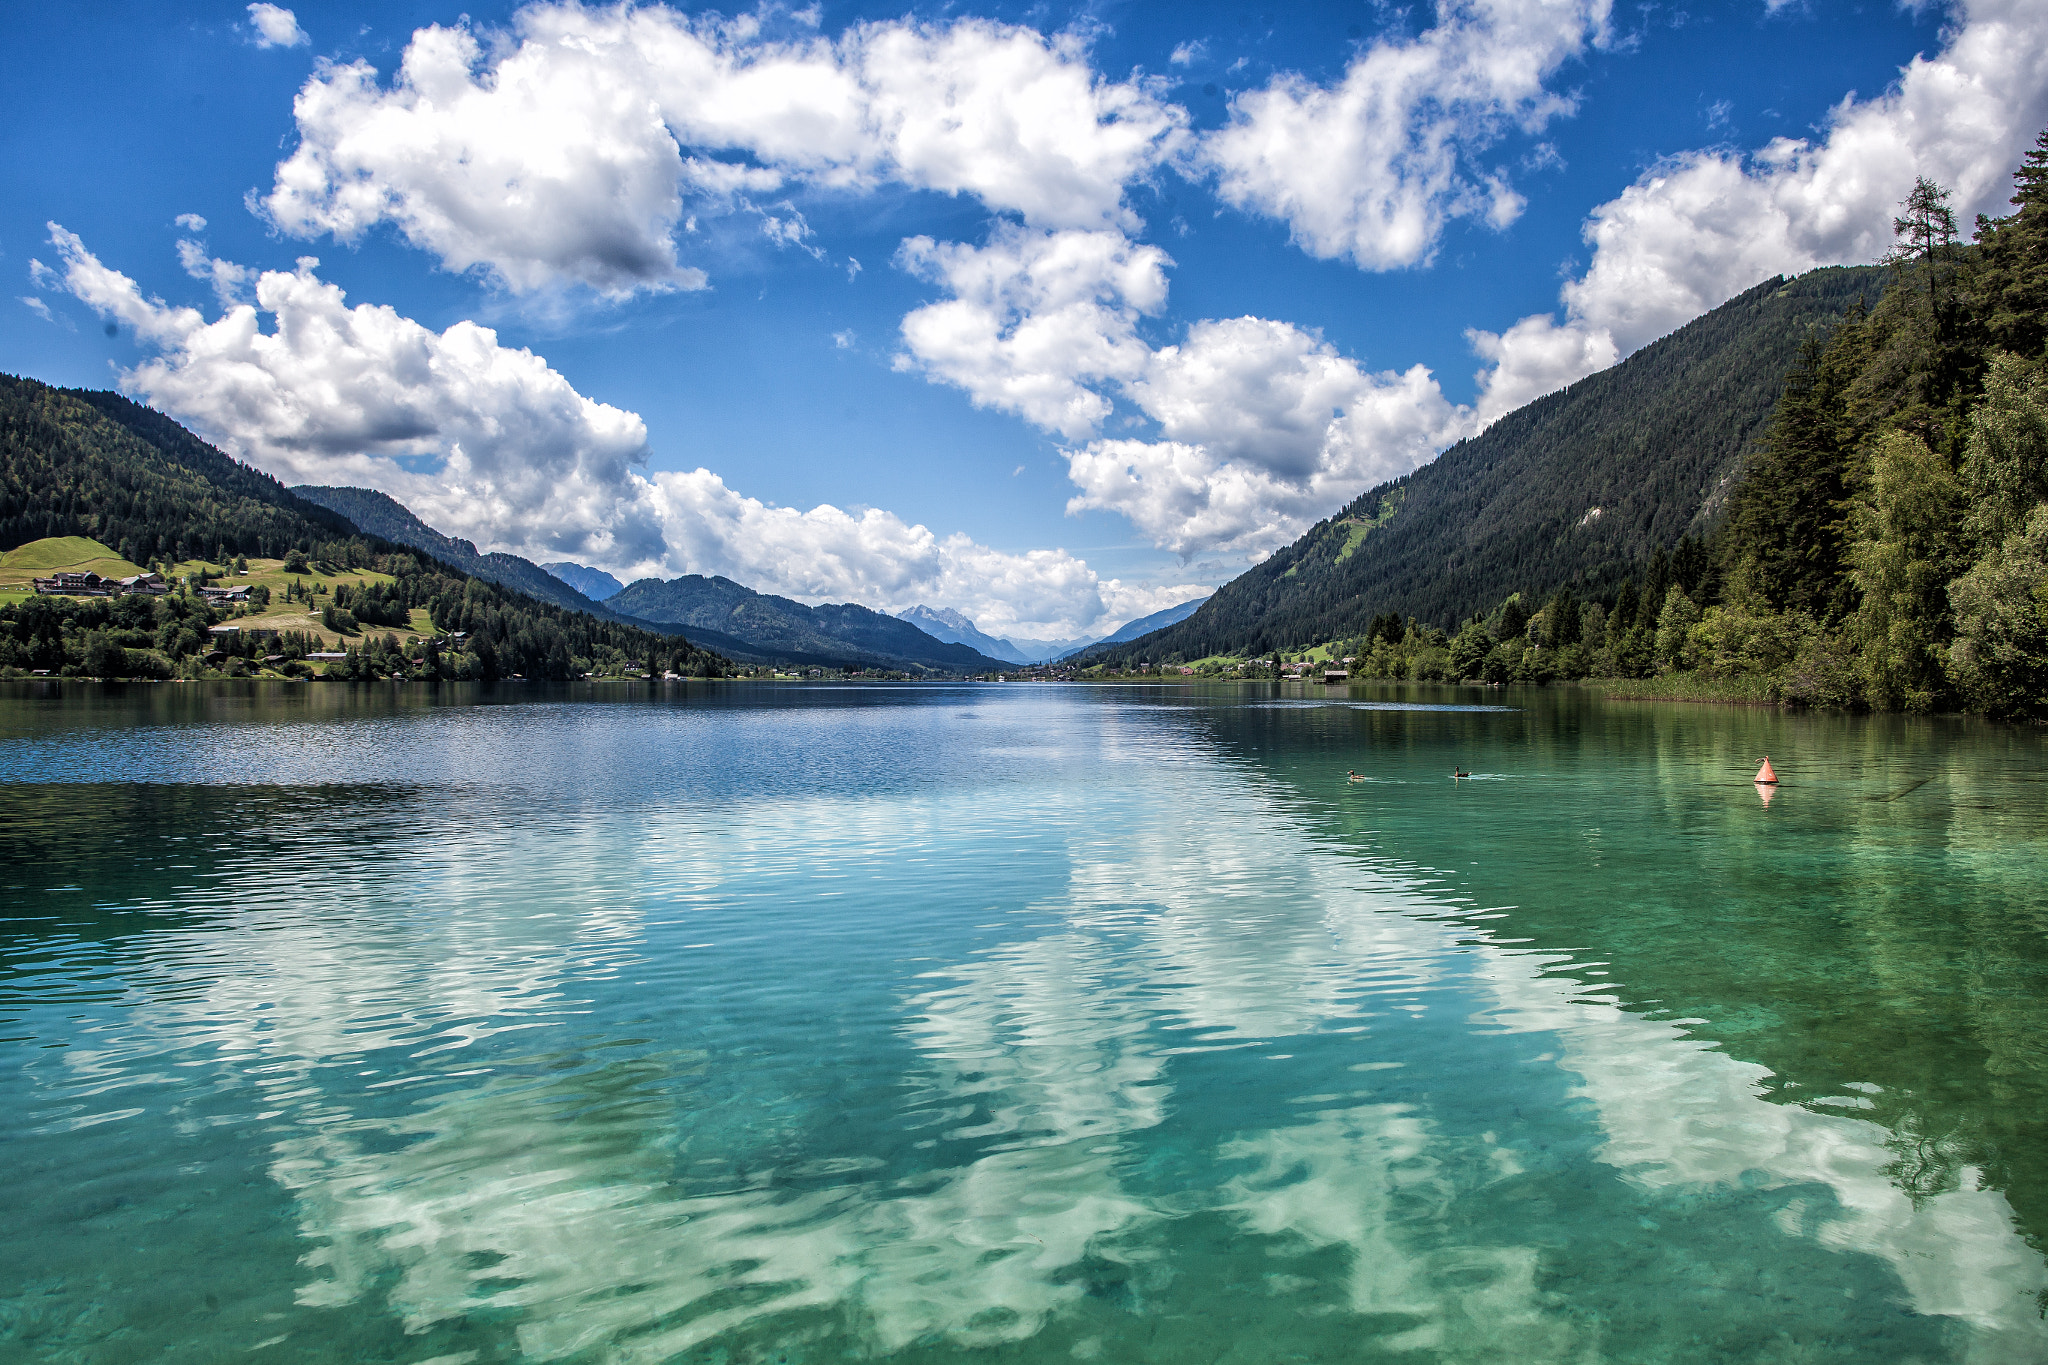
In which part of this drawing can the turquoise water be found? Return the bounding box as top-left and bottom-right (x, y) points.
(3, 679), (2046, 1363)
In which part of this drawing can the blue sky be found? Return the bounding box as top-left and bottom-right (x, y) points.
(5, 0), (2044, 636)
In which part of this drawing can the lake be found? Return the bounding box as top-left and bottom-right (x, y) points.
(3, 679), (2045, 1363)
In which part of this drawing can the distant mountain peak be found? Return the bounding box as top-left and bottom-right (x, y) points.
(901, 604), (974, 631)
(898, 604), (1048, 663)
(542, 561), (624, 602)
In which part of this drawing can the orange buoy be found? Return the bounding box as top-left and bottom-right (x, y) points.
(1755, 757), (1779, 785)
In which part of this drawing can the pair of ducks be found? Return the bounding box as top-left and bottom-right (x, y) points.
(1346, 768), (1470, 782)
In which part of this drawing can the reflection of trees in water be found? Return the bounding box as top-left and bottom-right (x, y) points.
(1885, 1111), (1974, 1203)
(0, 780), (434, 948)
(1191, 688), (2048, 1259)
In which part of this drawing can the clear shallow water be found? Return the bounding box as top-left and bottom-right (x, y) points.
(3, 679), (2046, 1364)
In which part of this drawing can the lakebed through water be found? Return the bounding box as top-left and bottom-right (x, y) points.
(2, 679), (2045, 1364)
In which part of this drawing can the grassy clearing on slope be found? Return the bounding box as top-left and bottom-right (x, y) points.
(170, 556), (425, 648)
(0, 536), (149, 585)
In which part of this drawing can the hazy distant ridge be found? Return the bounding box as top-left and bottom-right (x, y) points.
(1076, 598), (1208, 653)
(895, 605), (1091, 663)
(610, 574), (1010, 673)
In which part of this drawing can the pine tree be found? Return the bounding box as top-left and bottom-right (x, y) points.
(1974, 129), (2048, 360)
(1641, 549), (1671, 623)
(1891, 178), (1961, 315)
(1721, 323), (1864, 620)
(1546, 585), (1581, 647)
(1495, 594), (1528, 643)
(1611, 580), (1639, 633)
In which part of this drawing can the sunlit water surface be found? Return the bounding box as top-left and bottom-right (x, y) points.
(3, 679), (2046, 1364)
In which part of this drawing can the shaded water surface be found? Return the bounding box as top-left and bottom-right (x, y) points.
(2, 679), (2045, 1363)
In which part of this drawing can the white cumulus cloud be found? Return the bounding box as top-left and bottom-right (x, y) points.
(1070, 319), (1465, 554)
(260, 4), (1185, 297)
(215, 0), (2048, 582)
(175, 237), (255, 307)
(645, 468), (1202, 636)
(895, 233), (1471, 556)
(1469, 0), (2048, 422)
(882, 0), (1634, 558)
(42, 223), (669, 571)
(245, 0), (1615, 561)
(38, 226), (1193, 639)
(1200, 0), (1612, 270)
(247, 4), (308, 50)
(894, 225), (1171, 439)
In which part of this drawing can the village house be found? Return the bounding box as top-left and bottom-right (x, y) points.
(33, 571), (113, 597)
(207, 623), (278, 641)
(36, 570), (173, 597)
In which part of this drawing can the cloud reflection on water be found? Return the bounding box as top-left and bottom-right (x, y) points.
(21, 696), (2047, 1362)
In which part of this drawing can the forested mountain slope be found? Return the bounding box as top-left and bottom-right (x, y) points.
(291, 486), (971, 671)
(2, 378), (362, 563)
(0, 376), (728, 680)
(611, 574), (1008, 673)
(1102, 265), (1886, 662)
(300, 488), (1014, 674)
(292, 484), (620, 619)
(1111, 135), (2048, 718)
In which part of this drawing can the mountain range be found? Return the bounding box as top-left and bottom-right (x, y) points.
(607, 575), (1009, 672)
(1086, 598), (1211, 651)
(1094, 264), (1889, 663)
(10, 263), (1894, 680)
(291, 486), (1006, 673)
(172, 269), (1896, 676)
(295, 485), (1194, 672)
(896, 598), (1208, 662)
